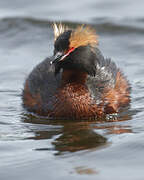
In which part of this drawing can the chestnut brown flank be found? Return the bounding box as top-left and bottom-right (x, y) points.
(23, 80), (43, 115)
(23, 70), (130, 119)
(52, 70), (130, 118)
(103, 71), (130, 113)
(52, 70), (100, 119)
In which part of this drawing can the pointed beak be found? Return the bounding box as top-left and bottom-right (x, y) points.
(50, 52), (64, 65)
(50, 47), (75, 65)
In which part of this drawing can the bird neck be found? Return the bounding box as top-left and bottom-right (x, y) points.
(61, 69), (87, 85)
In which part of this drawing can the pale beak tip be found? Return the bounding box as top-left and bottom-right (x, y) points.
(50, 61), (53, 65)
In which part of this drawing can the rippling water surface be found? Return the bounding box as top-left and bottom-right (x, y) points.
(0, 0), (144, 179)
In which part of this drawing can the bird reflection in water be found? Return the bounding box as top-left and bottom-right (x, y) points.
(22, 111), (132, 155)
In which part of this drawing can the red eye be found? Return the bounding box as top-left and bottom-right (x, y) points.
(66, 47), (75, 55)
(59, 47), (75, 62)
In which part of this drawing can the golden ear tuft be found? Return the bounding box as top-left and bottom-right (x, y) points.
(52, 23), (68, 41)
(69, 25), (98, 49)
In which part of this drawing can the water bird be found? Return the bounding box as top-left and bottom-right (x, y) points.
(22, 24), (130, 120)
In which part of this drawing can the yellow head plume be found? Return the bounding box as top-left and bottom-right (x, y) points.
(69, 25), (98, 49)
(52, 24), (98, 48)
(52, 23), (68, 41)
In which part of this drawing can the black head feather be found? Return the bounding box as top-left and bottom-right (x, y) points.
(53, 30), (105, 76)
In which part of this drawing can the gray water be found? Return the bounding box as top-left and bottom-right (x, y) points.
(0, 0), (144, 179)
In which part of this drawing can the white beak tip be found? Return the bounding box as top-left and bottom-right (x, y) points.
(50, 61), (53, 65)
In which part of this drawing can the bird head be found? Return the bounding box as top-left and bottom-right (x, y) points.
(51, 24), (99, 76)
